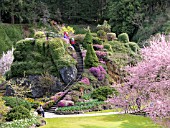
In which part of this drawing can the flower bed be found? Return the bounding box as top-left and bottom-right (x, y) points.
(55, 100), (105, 114)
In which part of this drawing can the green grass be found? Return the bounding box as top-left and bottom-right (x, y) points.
(41, 114), (162, 128)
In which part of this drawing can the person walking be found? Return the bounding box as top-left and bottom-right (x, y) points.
(39, 105), (45, 117)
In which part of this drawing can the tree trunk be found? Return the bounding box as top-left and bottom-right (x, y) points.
(11, 14), (15, 24)
(0, 10), (1, 23)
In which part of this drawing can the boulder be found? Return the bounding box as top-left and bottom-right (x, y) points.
(5, 85), (15, 96)
(59, 66), (77, 84)
(31, 85), (44, 98)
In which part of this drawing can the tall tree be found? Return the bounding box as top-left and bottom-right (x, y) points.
(108, 0), (142, 38)
(3, 0), (23, 24)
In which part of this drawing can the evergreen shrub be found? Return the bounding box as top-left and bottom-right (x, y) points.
(84, 43), (99, 68)
(91, 86), (118, 101)
(2, 97), (32, 110)
(6, 105), (31, 121)
(96, 20), (111, 32)
(118, 33), (129, 43)
(34, 31), (46, 39)
(104, 44), (113, 52)
(97, 30), (106, 39)
(127, 42), (140, 53)
(92, 37), (103, 45)
(83, 31), (93, 49)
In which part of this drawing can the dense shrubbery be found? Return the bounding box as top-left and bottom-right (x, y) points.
(6, 105), (31, 121)
(92, 37), (103, 45)
(9, 36), (76, 78)
(103, 44), (113, 52)
(0, 115), (39, 128)
(97, 30), (107, 40)
(2, 96), (31, 110)
(0, 24), (23, 56)
(118, 33), (129, 43)
(0, 97), (8, 123)
(92, 86), (118, 101)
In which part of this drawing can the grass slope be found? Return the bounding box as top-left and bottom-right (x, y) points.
(42, 114), (162, 128)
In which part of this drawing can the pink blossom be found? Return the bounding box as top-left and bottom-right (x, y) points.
(123, 35), (170, 118)
(0, 49), (14, 75)
(89, 65), (106, 81)
(93, 44), (103, 50)
(80, 77), (90, 85)
(99, 60), (106, 64)
(58, 100), (74, 107)
(95, 51), (107, 59)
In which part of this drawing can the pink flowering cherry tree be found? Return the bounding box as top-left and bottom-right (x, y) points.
(0, 49), (14, 75)
(125, 35), (170, 118)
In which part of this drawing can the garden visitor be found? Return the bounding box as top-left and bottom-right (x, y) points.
(136, 97), (141, 111)
(70, 37), (76, 48)
(39, 105), (45, 117)
(64, 31), (69, 39)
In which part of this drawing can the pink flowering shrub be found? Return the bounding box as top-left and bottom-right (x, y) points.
(93, 44), (103, 50)
(0, 49), (14, 75)
(82, 50), (87, 60)
(58, 100), (74, 107)
(95, 51), (107, 59)
(99, 60), (106, 64)
(80, 77), (90, 85)
(111, 35), (170, 119)
(50, 92), (65, 101)
(89, 65), (107, 81)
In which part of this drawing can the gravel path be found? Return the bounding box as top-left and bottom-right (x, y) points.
(44, 111), (125, 118)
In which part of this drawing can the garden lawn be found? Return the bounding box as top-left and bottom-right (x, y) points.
(41, 114), (162, 128)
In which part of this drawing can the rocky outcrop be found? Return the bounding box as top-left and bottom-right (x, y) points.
(59, 66), (77, 85)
